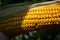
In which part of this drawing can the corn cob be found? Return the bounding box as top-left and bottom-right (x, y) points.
(0, 1), (60, 36)
(22, 2), (60, 27)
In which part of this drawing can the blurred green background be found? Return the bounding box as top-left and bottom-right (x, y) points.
(1, 0), (52, 9)
(2, 0), (48, 6)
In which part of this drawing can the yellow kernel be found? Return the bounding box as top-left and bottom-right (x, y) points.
(56, 22), (59, 24)
(48, 22), (51, 24)
(45, 23), (48, 25)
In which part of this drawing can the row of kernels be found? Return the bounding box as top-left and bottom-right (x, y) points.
(1, 21), (21, 27)
(22, 19), (38, 24)
(45, 13), (60, 17)
(22, 19), (49, 24)
(0, 16), (22, 23)
(39, 17), (60, 22)
(22, 21), (59, 28)
(22, 22), (59, 28)
(38, 21), (59, 25)
(28, 10), (59, 15)
(29, 9), (59, 12)
(23, 23), (35, 27)
(23, 17), (60, 24)
(24, 15), (45, 19)
(24, 14), (60, 19)
(22, 21), (60, 28)
(29, 7), (60, 12)
(37, 6), (59, 11)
